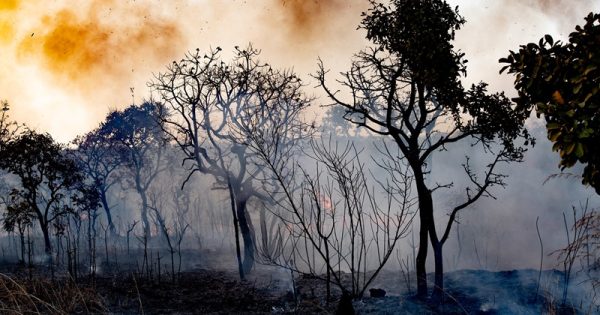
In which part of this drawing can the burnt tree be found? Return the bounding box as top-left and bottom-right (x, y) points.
(97, 102), (168, 238)
(0, 131), (85, 260)
(152, 45), (311, 278)
(71, 129), (125, 234)
(316, 0), (531, 298)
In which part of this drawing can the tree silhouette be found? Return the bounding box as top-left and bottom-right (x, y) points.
(501, 12), (600, 194)
(0, 100), (20, 148)
(0, 130), (86, 260)
(96, 102), (168, 238)
(316, 0), (531, 299)
(71, 129), (126, 233)
(2, 188), (34, 263)
(152, 45), (311, 278)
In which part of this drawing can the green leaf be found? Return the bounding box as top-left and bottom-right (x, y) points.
(546, 122), (561, 130)
(545, 34), (554, 46)
(565, 142), (576, 155)
(552, 142), (561, 152)
(584, 65), (597, 75)
(575, 142), (585, 158)
(579, 128), (594, 138)
(549, 130), (562, 141)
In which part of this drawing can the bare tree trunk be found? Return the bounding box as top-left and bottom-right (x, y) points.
(40, 222), (53, 260)
(19, 230), (25, 263)
(100, 190), (116, 233)
(140, 190), (151, 239)
(135, 171), (152, 239)
(236, 197), (255, 275)
(227, 181), (245, 280)
(432, 242), (444, 300)
(413, 166), (432, 299)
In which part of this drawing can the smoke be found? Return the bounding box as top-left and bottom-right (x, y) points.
(16, 1), (183, 89)
(0, 0), (370, 142)
(273, 0), (348, 40)
(0, 0), (189, 141)
(450, 0), (600, 94)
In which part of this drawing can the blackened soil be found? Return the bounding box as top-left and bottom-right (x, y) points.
(0, 264), (597, 314)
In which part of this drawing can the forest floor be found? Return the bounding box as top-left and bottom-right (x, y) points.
(0, 262), (598, 314)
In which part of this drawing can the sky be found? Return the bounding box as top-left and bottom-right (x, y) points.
(0, 0), (598, 142)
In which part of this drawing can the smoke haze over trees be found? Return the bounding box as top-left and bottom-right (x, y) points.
(0, 0), (598, 313)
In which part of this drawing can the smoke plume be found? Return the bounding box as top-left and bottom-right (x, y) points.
(17, 1), (183, 89)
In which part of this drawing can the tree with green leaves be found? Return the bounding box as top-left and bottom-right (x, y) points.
(501, 12), (600, 194)
(317, 0), (531, 299)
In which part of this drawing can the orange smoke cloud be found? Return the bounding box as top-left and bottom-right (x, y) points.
(17, 1), (183, 87)
(0, 0), (18, 44)
(276, 0), (354, 39)
(0, 0), (19, 11)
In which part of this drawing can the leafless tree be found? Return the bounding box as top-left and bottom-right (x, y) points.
(152, 45), (311, 278)
(553, 200), (598, 306)
(256, 137), (415, 308)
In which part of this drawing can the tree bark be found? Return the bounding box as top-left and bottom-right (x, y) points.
(99, 190), (116, 233)
(137, 185), (151, 239)
(431, 241), (444, 301)
(40, 222), (52, 259)
(413, 165), (433, 299)
(236, 197), (255, 275)
(227, 181), (245, 280)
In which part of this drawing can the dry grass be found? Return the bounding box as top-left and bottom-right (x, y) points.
(0, 273), (107, 314)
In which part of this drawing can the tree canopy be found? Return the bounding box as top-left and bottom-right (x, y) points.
(501, 12), (600, 193)
(317, 0), (532, 298)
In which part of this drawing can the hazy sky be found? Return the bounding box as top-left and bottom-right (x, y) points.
(0, 0), (598, 142)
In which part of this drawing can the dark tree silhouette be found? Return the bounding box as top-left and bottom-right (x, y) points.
(316, 0), (531, 298)
(0, 100), (20, 148)
(501, 12), (600, 194)
(71, 129), (126, 233)
(152, 45), (311, 278)
(0, 130), (85, 260)
(255, 137), (414, 307)
(2, 189), (34, 263)
(97, 102), (168, 238)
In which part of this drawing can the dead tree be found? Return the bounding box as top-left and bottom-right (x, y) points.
(256, 137), (415, 308)
(152, 45), (311, 278)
